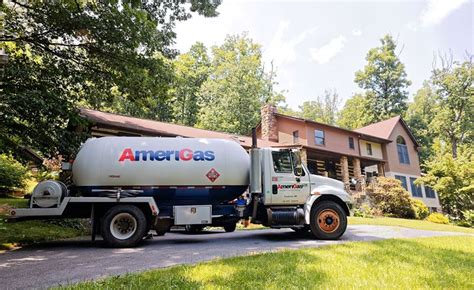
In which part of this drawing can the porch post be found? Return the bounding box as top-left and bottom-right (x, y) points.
(340, 156), (350, 191)
(300, 148), (307, 165)
(377, 162), (385, 176)
(353, 158), (365, 192)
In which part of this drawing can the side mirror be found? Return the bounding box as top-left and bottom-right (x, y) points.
(295, 165), (303, 176)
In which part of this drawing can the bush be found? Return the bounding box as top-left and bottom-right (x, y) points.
(0, 154), (29, 190)
(410, 198), (429, 220)
(368, 177), (416, 219)
(456, 210), (474, 228)
(427, 212), (449, 224)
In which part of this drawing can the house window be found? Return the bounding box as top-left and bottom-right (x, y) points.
(397, 136), (410, 164)
(410, 177), (423, 197)
(366, 143), (373, 155)
(293, 130), (299, 144)
(348, 137), (354, 149)
(425, 186), (436, 198)
(315, 130), (325, 145)
(395, 175), (408, 191)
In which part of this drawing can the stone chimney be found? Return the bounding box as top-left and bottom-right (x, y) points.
(260, 104), (278, 142)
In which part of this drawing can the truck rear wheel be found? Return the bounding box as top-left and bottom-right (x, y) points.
(101, 205), (148, 247)
(309, 201), (347, 240)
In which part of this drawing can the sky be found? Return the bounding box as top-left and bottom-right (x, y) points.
(173, 0), (473, 109)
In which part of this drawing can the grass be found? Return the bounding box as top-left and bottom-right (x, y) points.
(349, 216), (474, 234)
(61, 236), (474, 289)
(0, 197), (86, 250)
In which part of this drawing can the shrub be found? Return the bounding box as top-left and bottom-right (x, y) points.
(368, 177), (416, 219)
(456, 210), (474, 228)
(427, 212), (449, 224)
(0, 154), (29, 190)
(410, 198), (429, 220)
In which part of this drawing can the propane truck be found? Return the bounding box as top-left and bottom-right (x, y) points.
(9, 133), (352, 247)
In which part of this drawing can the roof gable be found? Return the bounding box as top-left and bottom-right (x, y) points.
(355, 116), (419, 147)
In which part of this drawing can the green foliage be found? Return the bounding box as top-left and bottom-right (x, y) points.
(430, 58), (473, 158)
(197, 33), (283, 135)
(0, 154), (29, 190)
(353, 204), (376, 218)
(0, 1), (219, 157)
(410, 198), (429, 220)
(354, 34), (411, 121)
(457, 210), (474, 228)
(283, 90), (340, 125)
(418, 146), (473, 219)
(337, 93), (374, 129)
(405, 81), (437, 166)
(171, 42), (211, 126)
(427, 212), (450, 224)
(368, 177), (416, 219)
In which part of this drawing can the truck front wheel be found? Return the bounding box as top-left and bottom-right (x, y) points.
(101, 205), (148, 247)
(309, 201), (347, 240)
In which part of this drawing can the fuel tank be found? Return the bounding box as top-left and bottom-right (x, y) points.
(72, 137), (250, 205)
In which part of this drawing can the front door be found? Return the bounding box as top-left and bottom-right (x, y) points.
(270, 150), (310, 205)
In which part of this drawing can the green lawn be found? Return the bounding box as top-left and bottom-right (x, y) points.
(349, 216), (474, 234)
(61, 236), (474, 289)
(0, 197), (87, 250)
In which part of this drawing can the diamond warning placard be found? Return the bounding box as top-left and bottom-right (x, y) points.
(206, 168), (220, 182)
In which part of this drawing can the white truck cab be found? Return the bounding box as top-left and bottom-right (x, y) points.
(253, 147), (352, 239)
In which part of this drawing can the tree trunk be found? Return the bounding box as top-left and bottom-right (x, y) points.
(451, 137), (458, 159)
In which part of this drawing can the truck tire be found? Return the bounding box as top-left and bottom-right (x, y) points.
(224, 223), (236, 232)
(309, 201), (347, 240)
(101, 205), (148, 248)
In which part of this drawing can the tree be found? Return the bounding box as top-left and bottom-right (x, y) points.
(430, 57), (473, 158)
(405, 81), (438, 166)
(0, 1), (219, 157)
(197, 34), (282, 135)
(278, 90), (340, 125)
(171, 42), (211, 126)
(418, 144), (473, 219)
(298, 90), (340, 125)
(355, 34), (411, 121)
(337, 93), (374, 129)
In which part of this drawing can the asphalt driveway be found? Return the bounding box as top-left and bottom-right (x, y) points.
(0, 225), (465, 289)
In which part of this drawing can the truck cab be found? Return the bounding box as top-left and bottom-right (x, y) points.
(251, 147), (352, 239)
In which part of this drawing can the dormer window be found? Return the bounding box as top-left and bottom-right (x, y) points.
(397, 136), (410, 164)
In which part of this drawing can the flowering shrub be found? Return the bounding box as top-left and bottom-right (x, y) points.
(427, 212), (449, 224)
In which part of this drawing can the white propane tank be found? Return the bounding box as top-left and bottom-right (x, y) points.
(72, 137), (250, 204)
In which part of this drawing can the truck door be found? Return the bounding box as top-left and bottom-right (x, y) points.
(270, 149), (310, 205)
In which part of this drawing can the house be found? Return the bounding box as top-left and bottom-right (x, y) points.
(257, 104), (441, 211)
(79, 105), (441, 211)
